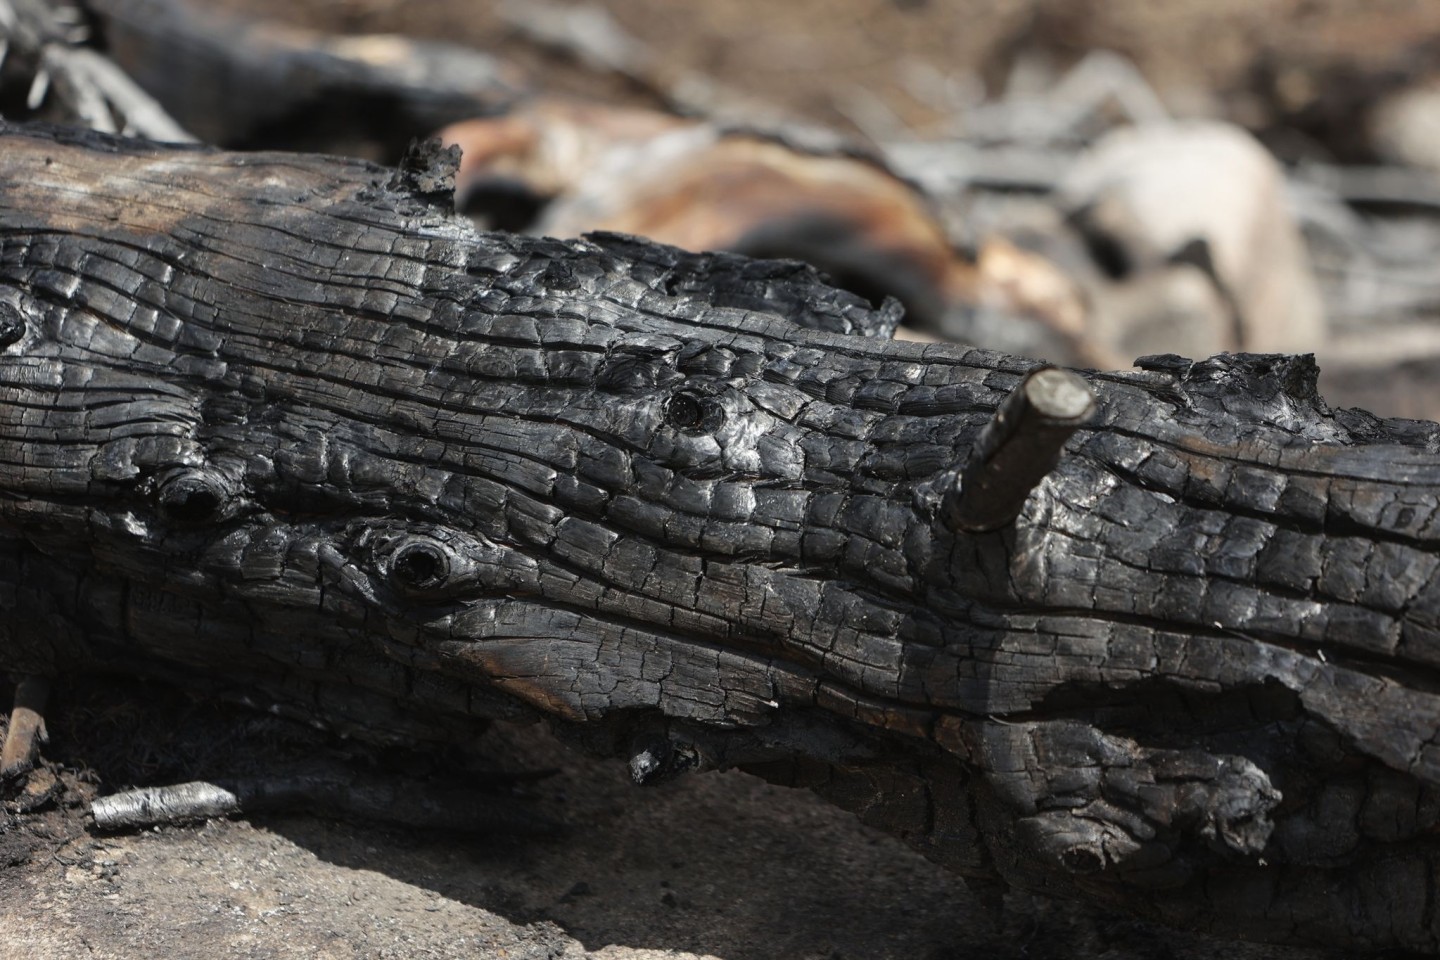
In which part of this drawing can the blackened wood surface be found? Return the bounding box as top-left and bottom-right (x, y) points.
(2, 122), (1440, 950)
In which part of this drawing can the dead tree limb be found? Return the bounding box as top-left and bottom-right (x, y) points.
(82, 0), (523, 156)
(0, 0), (191, 139)
(3, 122), (1440, 951)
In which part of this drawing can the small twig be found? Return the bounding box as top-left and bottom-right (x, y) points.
(1295, 161), (1440, 214)
(23, 64), (46, 108)
(1047, 51), (1169, 129)
(881, 139), (1071, 196)
(63, 47), (191, 141)
(832, 84), (912, 145)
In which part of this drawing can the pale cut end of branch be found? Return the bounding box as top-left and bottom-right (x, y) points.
(943, 366), (1096, 533)
(0, 675), (51, 782)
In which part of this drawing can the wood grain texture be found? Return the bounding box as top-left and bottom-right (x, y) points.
(2, 121), (1440, 950)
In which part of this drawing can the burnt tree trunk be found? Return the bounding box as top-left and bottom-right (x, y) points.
(2, 121), (1440, 951)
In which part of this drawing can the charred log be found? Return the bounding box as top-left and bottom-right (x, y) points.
(3, 122), (1440, 951)
(82, 0), (524, 157)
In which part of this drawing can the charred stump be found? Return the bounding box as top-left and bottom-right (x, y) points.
(2, 121), (1440, 951)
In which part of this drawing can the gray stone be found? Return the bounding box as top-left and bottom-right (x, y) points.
(1059, 121), (1326, 361)
(1370, 79), (1440, 173)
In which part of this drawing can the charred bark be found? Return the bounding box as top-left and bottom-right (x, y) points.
(2, 121), (1440, 951)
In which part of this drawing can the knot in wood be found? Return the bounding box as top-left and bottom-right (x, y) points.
(664, 387), (726, 434)
(155, 468), (232, 525)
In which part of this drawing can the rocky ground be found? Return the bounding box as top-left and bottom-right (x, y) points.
(0, 681), (1343, 960)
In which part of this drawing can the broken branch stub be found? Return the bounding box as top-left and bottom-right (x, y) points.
(944, 366), (1096, 532)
